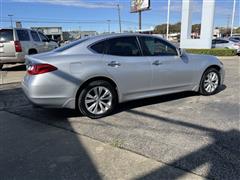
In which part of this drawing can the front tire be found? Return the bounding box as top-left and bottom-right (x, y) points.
(77, 80), (117, 119)
(199, 68), (220, 96)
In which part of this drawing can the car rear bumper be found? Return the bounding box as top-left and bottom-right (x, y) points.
(21, 75), (76, 109)
(0, 54), (25, 64)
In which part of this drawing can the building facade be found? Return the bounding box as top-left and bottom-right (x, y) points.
(31, 27), (63, 41)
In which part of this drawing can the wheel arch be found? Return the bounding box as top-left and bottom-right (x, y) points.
(28, 48), (38, 55)
(198, 64), (222, 92)
(204, 64), (221, 72)
(75, 76), (119, 109)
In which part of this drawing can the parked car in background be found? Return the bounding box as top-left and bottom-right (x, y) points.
(229, 36), (240, 42)
(22, 33), (225, 118)
(212, 38), (240, 55)
(0, 28), (59, 70)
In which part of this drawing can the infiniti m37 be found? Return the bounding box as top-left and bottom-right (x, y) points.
(22, 33), (225, 118)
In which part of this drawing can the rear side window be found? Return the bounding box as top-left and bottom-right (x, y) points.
(0, 29), (13, 42)
(30, 31), (40, 42)
(90, 41), (106, 54)
(16, 29), (30, 41)
(105, 36), (141, 56)
(54, 38), (89, 52)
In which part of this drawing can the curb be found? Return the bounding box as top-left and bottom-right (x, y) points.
(217, 56), (240, 60)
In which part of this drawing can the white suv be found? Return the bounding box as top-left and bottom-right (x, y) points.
(0, 28), (59, 70)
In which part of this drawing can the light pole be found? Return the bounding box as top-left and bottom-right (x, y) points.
(107, 20), (111, 33)
(230, 0), (236, 36)
(8, 14), (13, 28)
(166, 0), (171, 40)
(117, 4), (122, 33)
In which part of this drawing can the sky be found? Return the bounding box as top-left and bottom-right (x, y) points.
(0, 0), (239, 33)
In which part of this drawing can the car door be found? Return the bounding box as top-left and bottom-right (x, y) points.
(221, 40), (230, 48)
(139, 36), (195, 92)
(98, 36), (152, 98)
(38, 32), (51, 52)
(30, 30), (42, 52)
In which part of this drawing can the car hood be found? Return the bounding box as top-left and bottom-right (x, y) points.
(186, 53), (220, 62)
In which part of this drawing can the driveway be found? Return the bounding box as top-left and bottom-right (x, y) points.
(0, 57), (239, 179)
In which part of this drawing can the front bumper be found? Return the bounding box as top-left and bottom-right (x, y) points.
(220, 67), (225, 85)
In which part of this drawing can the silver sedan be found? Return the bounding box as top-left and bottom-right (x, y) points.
(22, 33), (225, 118)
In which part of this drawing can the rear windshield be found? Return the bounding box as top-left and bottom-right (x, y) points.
(229, 38), (240, 43)
(54, 38), (89, 52)
(0, 29), (14, 42)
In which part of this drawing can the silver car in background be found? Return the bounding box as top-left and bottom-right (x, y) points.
(212, 38), (240, 55)
(22, 33), (225, 118)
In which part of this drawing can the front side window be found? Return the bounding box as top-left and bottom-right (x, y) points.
(38, 32), (48, 42)
(105, 36), (141, 56)
(140, 36), (178, 56)
(16, 29), (30, 41)
(30, 31), (40, 42)
(221, 40), (229, 44)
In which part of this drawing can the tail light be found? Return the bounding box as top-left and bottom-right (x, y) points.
(27, 64), (57, 75)
(14, 41), (22, 52)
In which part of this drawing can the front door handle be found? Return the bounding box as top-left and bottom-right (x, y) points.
(108, 61), (121, 67)
(152, 60), (163, 66)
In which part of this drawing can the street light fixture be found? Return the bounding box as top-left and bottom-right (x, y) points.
(117, 4), (122, 33)
(8, 14), (13, 28)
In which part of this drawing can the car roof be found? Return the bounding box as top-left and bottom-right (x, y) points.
(84, 33), (170, 46)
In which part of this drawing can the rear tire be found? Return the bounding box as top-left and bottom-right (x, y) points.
(199, 68), (220, 96)
(28, 49), (38, 55)
(77, 80), (117, 119)
(0, 64), (3, 70)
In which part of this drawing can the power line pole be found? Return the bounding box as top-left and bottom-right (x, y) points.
(107, 20), (111, 33)
(139, 11), (142, 31)
(117, 4), (122, 33)
(227, 15), (231, 29)
(231, 0), (236, 36)
(8, 14), (13, 28)
(166, 0), (171, 40)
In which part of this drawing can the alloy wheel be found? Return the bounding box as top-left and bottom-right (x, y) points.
(84, 86), (112, 115)
(203, 72), (219, 93)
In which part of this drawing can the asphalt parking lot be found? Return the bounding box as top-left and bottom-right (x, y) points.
(0, 57), (239, 179)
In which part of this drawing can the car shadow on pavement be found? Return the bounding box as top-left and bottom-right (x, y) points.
(1, 64), (26, 71)
(115, 84), (226, 115)
(0, 87), (102, 180)
(1, 82), (230, 179)
(128, 110), (240, 180)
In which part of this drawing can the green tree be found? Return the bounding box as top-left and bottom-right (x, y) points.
(234, 27), (240, 34)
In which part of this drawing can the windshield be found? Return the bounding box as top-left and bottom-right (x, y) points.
(54, 38), (89, 52)
(0, 29), (14, 42)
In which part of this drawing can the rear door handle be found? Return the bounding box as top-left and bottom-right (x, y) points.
(108, 61), (121, 67)
(152, 60), (163, 66)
